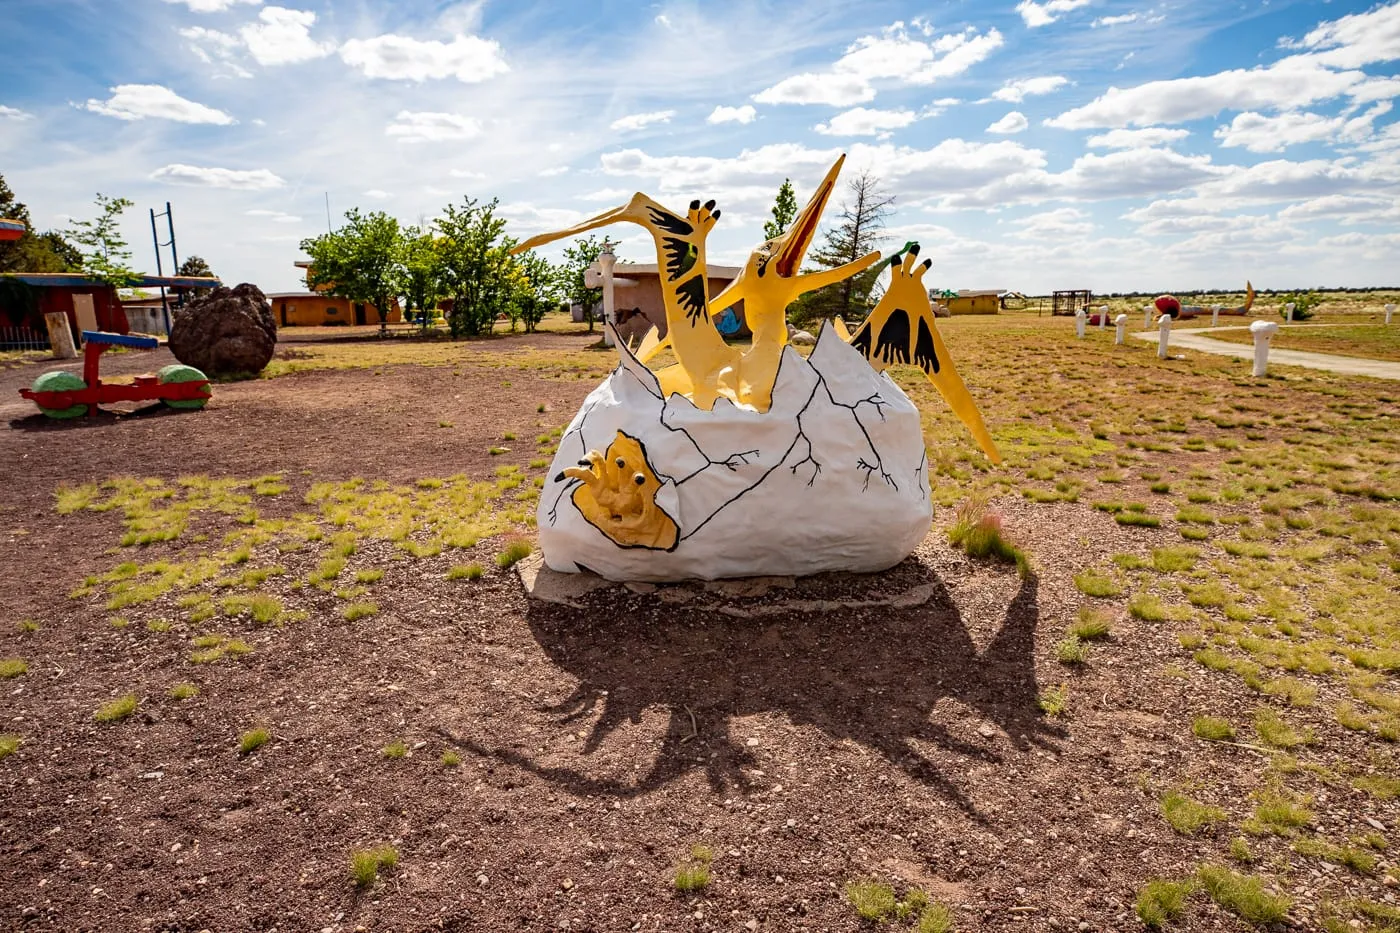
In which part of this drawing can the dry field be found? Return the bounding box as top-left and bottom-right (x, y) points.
(0, 308), (1397, 932)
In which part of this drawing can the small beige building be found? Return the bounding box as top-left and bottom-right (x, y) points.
(587, 261), (742, 341)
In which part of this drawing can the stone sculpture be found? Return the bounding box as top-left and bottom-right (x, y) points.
(169, 283), (277, 377)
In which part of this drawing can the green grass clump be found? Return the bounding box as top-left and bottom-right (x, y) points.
(674, 845), (714, 893)
(447, 563), (486, 581)
(17, 620), (38, 633)
(846, 880), (897, 921)
(168, 683), (199, 700)
(1073, 568), (1120, 597)
(1192, 716), (1235, 741)
(1128, 593), (1169, 622)
(1255, 708), (1311, 749)
(1071, 607), (1112, 640)
(354, 569), (384, 584)
(1137, 879), (1193, 928)
(1057, 635), (1090, 665)
(1196, 865), (1290, 926)
(915, 902), (954, 933)
(1116, 511), (1161, 528)
(351, 844), (399, 888)
(1250, 789), (1313, 835)
(239, 728), (270, 754)
(948, 502), (1030, 576)
(0, 658), (28, 679)
(1152, 546), (1200, 573)
(1161, 790), (1227, 835)
(1229, 837), (1255, 863)
(382, 740), (408, 759)
(1038, 686), (1068, 716)
(0, 735), (20, 760)
(441, 749), (462, 767)
(94, 695), (138, 723)
(495, 539), (534, 569)
(342, 601), (379, 622)
(1293, 837), (1377, 874)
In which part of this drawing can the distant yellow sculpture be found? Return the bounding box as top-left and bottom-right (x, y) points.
(513, 154), (1000, 462)
(841, 246), (1001, 464)
(562, 430), (679, 550)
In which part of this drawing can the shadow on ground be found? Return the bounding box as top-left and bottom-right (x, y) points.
(438, 563), (1060, 818)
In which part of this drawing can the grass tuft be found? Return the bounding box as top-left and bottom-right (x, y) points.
(239, 727), (270, 754)
(168, 683), (199, 700)
(1161, 790), (1227, 835)
(1073, 568), (1120, 598)
(0, 658), (28, 679)
(1136, 879), (1193, 928)
(846, 880), (897, 921)
(495, 538), (533, 569)
(382, 740), (408, 759)
(1071, 607), (1112, 640)
(447, 563), (486, 581)
(674, 845), (714, 893)
(1196, 864), (1291, 926)
(94, 695), (138, 723)
(948, 497), (1030, 576)
(0, 734), (21, 760)
(1192, 716), (1235, 741)
(342, 601), (379, 622)
(351, 844), (399, 888)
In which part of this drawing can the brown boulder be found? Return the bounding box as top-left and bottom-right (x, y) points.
(168, 283), (277, 376)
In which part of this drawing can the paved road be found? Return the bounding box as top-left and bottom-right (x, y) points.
(1131, 325), (1400, 381)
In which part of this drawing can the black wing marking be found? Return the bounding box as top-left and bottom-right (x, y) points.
(874, 308), (910, 365)
(676, 276), (708, 324)
(849, 320), (872, 359)
(662, 236), (698, 281)
(647, 207), (693, 236)
(913, 314), (940, 374)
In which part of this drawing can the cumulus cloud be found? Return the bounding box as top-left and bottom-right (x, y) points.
(1046, 58), (1365, 129)
(449, 168), (486, 179)
(339, 33), (508, 82)
(363, 189), (391, 199)
(1012, 208), (1094, 237)
(815, 107), (918, 137)
(385, 110), (483, 142)
(0, 105), (33, 120)
(986, 111), (1029, 134)
(1195, 156), (1400, 202)
(1214, 104), (1391, 152)
(1092, 13), (1138, 27)
(151, 164), (285, 189)
(753, 21), (1002, 105)
(1285, 1), (1400, 69)
(162, 0), (260, 11)
(82, 84), (235, 124)
(179, 25), (253, 78)
(240, 6), (334, 66)
(1016, 0), (1094, 28)
(707, 104), (756, 124)
(1087, 127), (1190, 149)
(991, 75), (1068, 102)
(1278, 195), (1399, 224)
(609, 110), (675, 131)
(539, 166), (569, 177)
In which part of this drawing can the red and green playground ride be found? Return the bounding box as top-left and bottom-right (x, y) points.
(20, 331), (211, 419)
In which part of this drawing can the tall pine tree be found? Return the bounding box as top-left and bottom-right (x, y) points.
(790, 171), (893, 327)
(763, 179), (797, 241)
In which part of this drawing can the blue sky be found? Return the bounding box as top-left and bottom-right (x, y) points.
(1, 0), (1398, 294)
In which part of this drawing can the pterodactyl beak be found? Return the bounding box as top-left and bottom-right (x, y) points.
(511, 196), (647, 255)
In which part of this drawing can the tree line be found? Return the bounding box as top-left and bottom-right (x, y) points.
(299, 198), (608, 338)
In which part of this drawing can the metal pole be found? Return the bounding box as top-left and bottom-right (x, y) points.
(150, 208), (170, 335)
(165, 202), (182, 310)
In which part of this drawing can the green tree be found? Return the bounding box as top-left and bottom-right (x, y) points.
(511, 250), (557, 334)
(557, 235), (606, 332)
(790, 171), (893, 327)
(65, 193), (139, 287)
(436, 196), (512, 338)
(396, 227), (444, 331)
(763, 178), (798, 241)
(1, 175), (82, 273)
(299, 208), (402, 336)
(177, 255), (216, 299)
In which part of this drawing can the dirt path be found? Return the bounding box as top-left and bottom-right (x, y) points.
(1130, 325), (1400, 380)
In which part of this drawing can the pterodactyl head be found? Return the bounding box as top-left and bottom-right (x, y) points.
(710, 155), (881, 324)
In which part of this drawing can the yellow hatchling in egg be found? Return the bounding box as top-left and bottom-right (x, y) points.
(559, 430), (679, 551)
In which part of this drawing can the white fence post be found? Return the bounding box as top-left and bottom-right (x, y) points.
(1284, 301), (1295, 323)
(1143, 305), (1153, 329)
(1157, 313), (1172, 359)
(1250, 320), (1279, 377)
(1211, 304), (1221, 327)
(599, 240), (617, 347)
(1114, 314), (1127, 345)
(1386, 303), (1396, 325)
(1098, 305), (1108, 330)
(1075, 308), (1087, 339)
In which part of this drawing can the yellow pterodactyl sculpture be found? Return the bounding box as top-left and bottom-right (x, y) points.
(844, 244), (1002, 464)
(512, 195), (740, 409)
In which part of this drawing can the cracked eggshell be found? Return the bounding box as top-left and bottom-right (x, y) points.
(539, 321), (932, 581)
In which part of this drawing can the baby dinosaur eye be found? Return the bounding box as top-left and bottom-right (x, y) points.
(615, 458), (626, 468)
(633, 473), (645, 485)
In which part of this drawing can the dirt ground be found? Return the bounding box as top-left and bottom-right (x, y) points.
(0, 326), (1395, 932)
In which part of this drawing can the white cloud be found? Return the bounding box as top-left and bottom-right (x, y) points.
(1087, 126), (1190, 149)
(1278, 195), (1399, 225)
(179, 25), (253, 78)
(240, 6), (334, 66)
(609, 110), (675, 131)
(363, 189), (391, 199)
(577, 187), (631, 202)
(0, 105), (33, 120)
(150, 164), (285, 189)
(1046, 58), (1365, 129)
(815, 107), (918, 137)
(1347, 76), (1400, 104)
(246, 209), (301, 223)
(1214, 104), (1391, 153)
(707, 104), (756, 125)
(992, 75), (1068, 103)
(82, 84), (235, 124)
(1016, 0), (1094, 28)
(1195, 156), (1400, 202)
(539, 166), (569, 177)
(385, 110), (482, 142)
(339, 33), (508, 83)
(753, 22), (1002, 105)
(1092, 13), (1138, 27)
(449, 169), (486, 179)
(987, 111), (1029, 134)
(1286, 2), (1400, 69)
(162, 0), (260, 11)
(1013, 208), (1094, 237)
